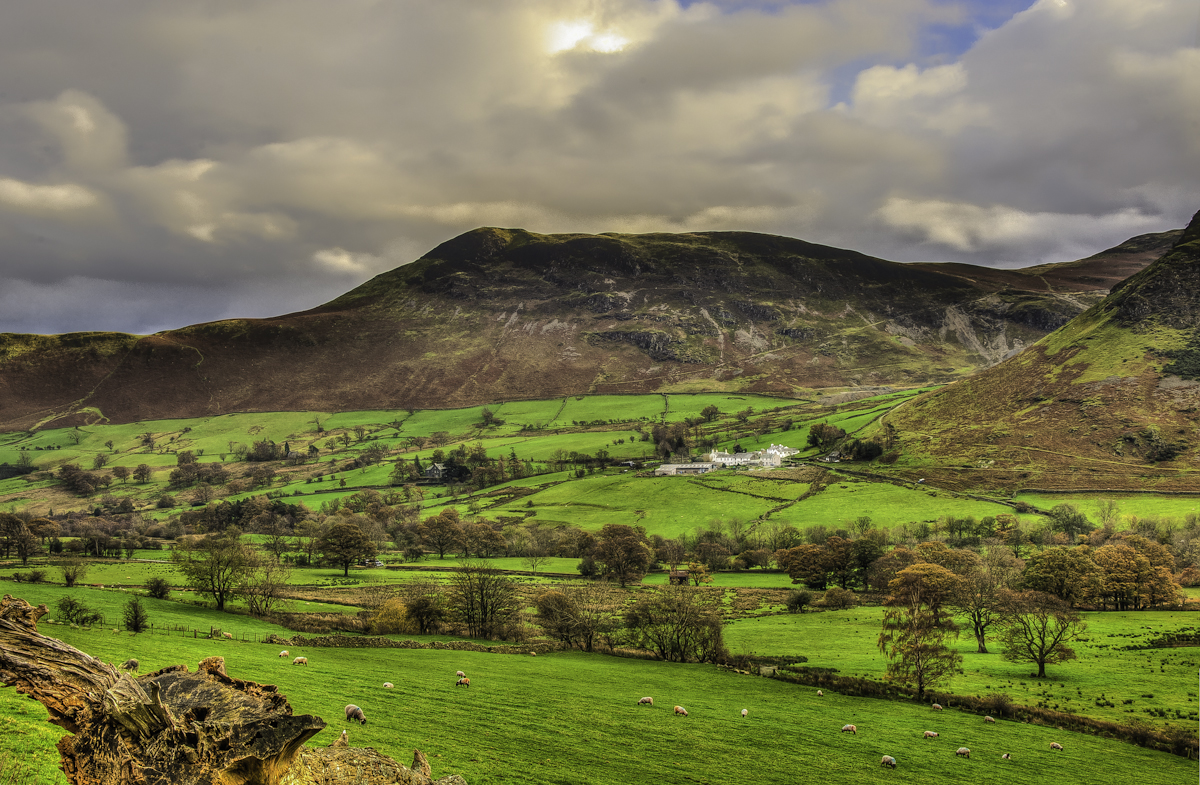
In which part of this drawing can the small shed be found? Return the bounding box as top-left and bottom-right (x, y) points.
(669, 570), (690, 586)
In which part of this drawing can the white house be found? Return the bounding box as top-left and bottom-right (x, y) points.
(708, 444), (799, 468)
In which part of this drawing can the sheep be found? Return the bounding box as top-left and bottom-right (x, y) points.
(455, 677), (470, 688)
(816, 690), (824, 697)
(931, 703), (943, 711)
(1001, 753), (1011, 760)
(456, 670), (466, 678)
(923, 731), (939, 739)
(292, 656), (308, 666)
(955, 747), (970, 759)
(673, 705), (688, 717)
(637, 697), (654, 706)
(841, 724), (857, 734)
(345, 704), (367, 725)
(383, 682), (394, 688)
(1049, 742), (1063, 751)
(880, 755), (897, 769)
(223, 632), (233, 640)
(741, 709), (748, 718)
(984, 716), (995, 723)
(278, 650), (289, 658)
(119, 658), (139, 673)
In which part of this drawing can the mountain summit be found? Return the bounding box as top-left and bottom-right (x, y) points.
(884, 210), (1200, 491)
(0, 227), (1180, 431)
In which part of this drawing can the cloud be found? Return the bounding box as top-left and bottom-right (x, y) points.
(0, 0), (1195, 333)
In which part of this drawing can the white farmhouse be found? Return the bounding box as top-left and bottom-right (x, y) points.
(708, 444), (799, 468)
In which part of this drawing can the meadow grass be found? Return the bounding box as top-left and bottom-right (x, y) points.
(4, 622), (1190, 785)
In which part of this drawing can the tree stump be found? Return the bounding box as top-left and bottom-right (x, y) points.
(0, 595), (465, 785)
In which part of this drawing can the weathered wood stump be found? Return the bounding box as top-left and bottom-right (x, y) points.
(0, 595), (465, 785)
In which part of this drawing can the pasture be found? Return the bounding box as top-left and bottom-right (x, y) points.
(3, 617), (1191, 785)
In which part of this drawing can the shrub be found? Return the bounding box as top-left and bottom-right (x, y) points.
(145, 577), (172, 599)
(59, 558), (89, 587)
(26, 569), (45, 584)
(785, 589), (814, 614)
(982, 692), (1015, 718)
(55, 595), (103, 626)
(370, 597), (411, 635)
(156, 494), (176, 509)
(818, 587), (857, 610)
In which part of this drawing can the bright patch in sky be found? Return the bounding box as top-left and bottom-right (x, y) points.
(547, 20), (629, 53)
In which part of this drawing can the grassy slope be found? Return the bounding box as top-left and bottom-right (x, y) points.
(4, 620), (1191, 785)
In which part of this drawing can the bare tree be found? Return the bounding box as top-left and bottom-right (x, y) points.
(238, 549), (294, 616)
(449, 561), (519, 639)
(996, 590), (1087, 678)
(59, 558), (90, 587)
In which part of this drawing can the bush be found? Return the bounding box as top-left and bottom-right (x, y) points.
(982, 692), (1015, 718)
(55, 595), (103, 626)
(785, 589), (814, 614)
(156, 494), (176, 509)
(26, 569), (45, 584)
(123, 595), (150, 633)
(145, 577), (172, 599)
(370, 597), (411, 635)
(817, 587), (857, 610)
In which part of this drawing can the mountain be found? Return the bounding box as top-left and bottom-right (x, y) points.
(883, 212), (1200, 492)
(0, 227), (1181, 432)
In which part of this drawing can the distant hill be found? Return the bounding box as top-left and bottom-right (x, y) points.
(0, 227), (1181, 433)
(883, 213), (1200, 492)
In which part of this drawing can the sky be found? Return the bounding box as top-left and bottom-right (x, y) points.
(0, 0), (1197, 335)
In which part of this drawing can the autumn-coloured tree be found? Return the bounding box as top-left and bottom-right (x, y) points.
(420, 508), (464, 559)
(593, 524), (654, 587)
(778, 543), (830, 589)
(877, 563), (964, 699)
(996, 590), (1087, 678)
(951, 544), (1024, 653)
(1021, 545), (1100, 607)
(317, 520), (376, 576)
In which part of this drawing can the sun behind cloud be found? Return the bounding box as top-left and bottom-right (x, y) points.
(546, 19), (629, 54)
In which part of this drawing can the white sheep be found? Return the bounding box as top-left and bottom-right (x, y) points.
(119, 658), (139, 673)
(955, 747), (970, 759)
(455, 677), (470, 688)
(841, 724), (856, 734)
(816, 690), (824, 697)
(637, 697), (654, 706)
(383, 682), (394, 688)
(292, 656), (308, 666)
(223, 632), (233, 640)
(880, 755), (897, 769)
(673, 705), (688, 717)
(456, 670), (466, 678)
(984, 715), (995, 723)
(345, 704), (367, 725)
(931, 703), (943, 711)
(1049, 742), (1063, 751)
(923, 731), (938, 739)
(741, 709), (748, 718)
(278, 650), (289, 658)
(1001, 753), (1011, 760)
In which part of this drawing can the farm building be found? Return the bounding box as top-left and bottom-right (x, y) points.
(709, 444), (798, 468)
(654, 462), (718, 476)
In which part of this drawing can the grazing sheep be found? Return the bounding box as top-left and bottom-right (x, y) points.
(292, 656), (308, 666)
(456, 670), (466, 678)
(673, 705), (688, 717)
(741, 709), (748, 718)
(529, 651), (536, 656)
(455, 677), (470, 688)
(841, 724), (857, 734)
(931, 703), (943, 711)
(923, 731), (939, 739)
(984, 716), (995, 723)
(1049, 742), (1063, 751)
(880, 755), (897, 769)
(817, 690), (824, 697)
(383, 682), (394, 688)
(345, 704), (367, 725)
(223, 632), (233, 640)
(637, 697), (654, 706)
(956, 747), (970, 759)
(278, 650), (289, 658)
(119, 658), (139, 673)
(1001, 753), (1011, 760)
(331, 730), (348, 748)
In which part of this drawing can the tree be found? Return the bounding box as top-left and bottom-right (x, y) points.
(59, 558), (89, 588)
(448, 561), (520, 639)
(951, 544), (1023, 653)
(172, 532), (253, 612)
(238, 549), (294, 616)
(1049, 503), (1094, 541)
(686, 561), (714, 586)
(54, 595), (103, 625)
(1022, 546), (1099, 607)
(996, 590), (1087, 678)
(122, 595), (150, 633)
(317, 521), (376, 576)
(403, 581), (446, 634)
(420, 508), (464, 559)
(700, 404), (720, 422)
(111, 465), (131, 484)
(522, 549), (551, 574)
(145, 577), (172, 599)
(777, 543), (829, 589)
(133, 463), (152, 483)
(877, 563), (964, 699)
(535, 582), (621, 652)
(624, 586), (726, 663)
(593, 524), (654, 587)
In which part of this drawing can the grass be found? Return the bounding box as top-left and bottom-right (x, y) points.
(4, 620), (1191, 785)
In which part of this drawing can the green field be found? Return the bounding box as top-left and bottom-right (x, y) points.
(3, 616), (1191, 785)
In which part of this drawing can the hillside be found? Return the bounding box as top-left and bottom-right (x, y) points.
(882, 212), (1200, 492)
(0, 227), (1179, 432)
